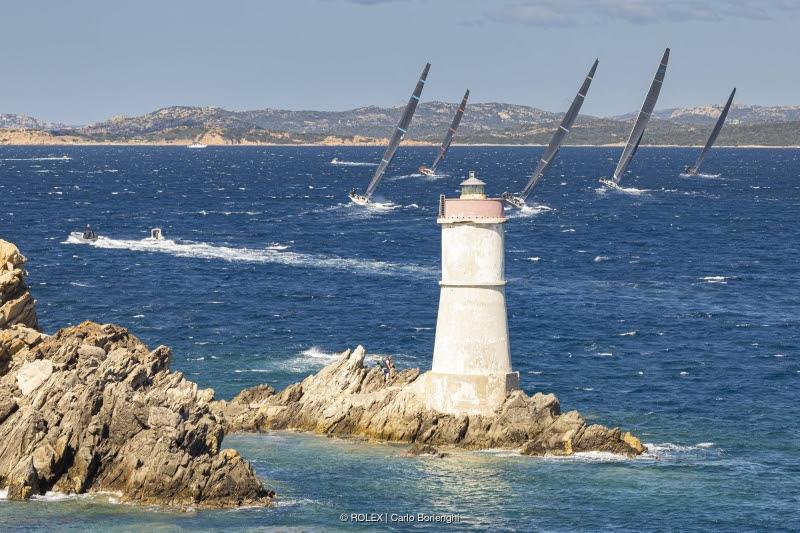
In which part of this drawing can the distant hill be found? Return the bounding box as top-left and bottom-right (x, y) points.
(0, 113), (67, 130)
(2, 102), (800, 146)
(613, 104), (800, 126)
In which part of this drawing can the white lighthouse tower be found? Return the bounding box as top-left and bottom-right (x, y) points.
(416, 172), (519, 416)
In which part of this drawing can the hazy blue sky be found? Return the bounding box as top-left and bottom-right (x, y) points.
(2, 0), (797, 124)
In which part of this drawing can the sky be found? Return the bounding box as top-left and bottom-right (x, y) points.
(1, 0), (798, 124)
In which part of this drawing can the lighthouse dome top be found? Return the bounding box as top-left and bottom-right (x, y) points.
(460, 171), (486, 199)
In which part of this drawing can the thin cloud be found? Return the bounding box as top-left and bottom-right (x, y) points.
(481, 0), (799, 27)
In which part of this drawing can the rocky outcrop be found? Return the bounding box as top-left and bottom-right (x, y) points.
(223, 346), (646, 457)
(0, 321), (273, 507)
(0, 239), (271, 507)
(0, 240), (38, 330)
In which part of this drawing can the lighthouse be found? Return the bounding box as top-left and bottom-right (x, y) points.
(416, 172), (519, 416)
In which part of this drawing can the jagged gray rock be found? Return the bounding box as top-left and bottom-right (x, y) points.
(223, 346), (646, 457)
(0, 321), (274, 507)
(0, 239), (272, 507)
(0, 240), (39, 330)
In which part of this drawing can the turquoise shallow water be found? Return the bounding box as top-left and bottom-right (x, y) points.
(1, 145), (799, 530)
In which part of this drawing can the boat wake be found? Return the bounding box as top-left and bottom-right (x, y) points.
(679, 172), (722, 179)
(596, 185), (650, 196)
(0, 155), (71, 161)
(388, 172), (447, 181)
(64, 233), (434, 278)
(330, 159), (377, 166)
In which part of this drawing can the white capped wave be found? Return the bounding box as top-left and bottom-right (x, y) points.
(279, 346), (342, 373)
(527, 257), (541, 262)
(619, 330), (637, 337)
(680, 172), (721, 179)
(63, 234), (434, 278)
(700, 276), (730, 284)
(596, 185), (649, 196)
(330, 159), (377, 166)
(506, 204), (553, 219)
(644, 442), (718, 458)
(594, 255), (609, 263)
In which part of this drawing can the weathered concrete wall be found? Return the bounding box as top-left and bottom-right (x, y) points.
(428, 198), (517, 416)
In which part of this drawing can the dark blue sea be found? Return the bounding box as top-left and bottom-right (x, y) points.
(1, 145), (798, 531)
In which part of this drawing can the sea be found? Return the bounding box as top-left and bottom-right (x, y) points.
(0, 145), (798, 531)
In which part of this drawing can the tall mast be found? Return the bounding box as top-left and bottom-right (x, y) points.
(687, 88), (736, 174)
(612, 48), (670, 183)
(429, 89), (470, 173)
(519, 59), (599, 199)
(363, 63), (431, 199)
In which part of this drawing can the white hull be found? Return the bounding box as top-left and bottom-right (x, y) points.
(598, 178), (621, 190)
(348, 192), (370, 206)
(501, 193), (526, 210)
(187, 143), (207, 149)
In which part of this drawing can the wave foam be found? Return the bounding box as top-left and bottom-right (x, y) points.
(700, 275), (730, 284)
(0, 156), (71, 161)
(330, 159), (377, 166)
(506, 203), (553, 219)
(63, 234), (434, 278)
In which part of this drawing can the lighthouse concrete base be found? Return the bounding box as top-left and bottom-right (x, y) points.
(414, 370), (519, 417)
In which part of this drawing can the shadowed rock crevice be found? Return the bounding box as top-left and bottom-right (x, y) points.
(223, 346), (646, 457)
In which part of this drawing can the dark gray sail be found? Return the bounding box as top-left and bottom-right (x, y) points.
(686, 88), (736, 174)
(364, 63), (430, 198)
(519, 59), (599, 199)
(429, 89), (470, 173)
(612, 48), (670, 183)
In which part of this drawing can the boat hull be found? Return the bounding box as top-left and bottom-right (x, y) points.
(418, 166), (435, 177)
(598, 178), (621, 190)
(348, 192), (370, 206)
(501, 193), (526, 210)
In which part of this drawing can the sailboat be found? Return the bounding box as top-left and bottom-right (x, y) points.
(503, 59), (599, 209)
(419, 89), (469, 177)
(599, 48), (670, 190)
(349, 63), (431, 205)
(682, 88), (736, 177)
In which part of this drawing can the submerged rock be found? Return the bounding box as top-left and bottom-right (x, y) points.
(225, 346), (646, 457)
(403, 443), (448, 458)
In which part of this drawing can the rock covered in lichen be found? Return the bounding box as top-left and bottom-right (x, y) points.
(224, 346), (646, 457)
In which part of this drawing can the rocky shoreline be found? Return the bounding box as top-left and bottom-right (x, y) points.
(1, 238), (645, 509)
(222, 346), (646, 457)
(0, 241), (273, 508)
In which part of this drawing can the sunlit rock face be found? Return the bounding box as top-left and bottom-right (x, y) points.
(0, 240), (39, 331)
(223, 345), (646, 458)
(0, 240), (273, 508)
